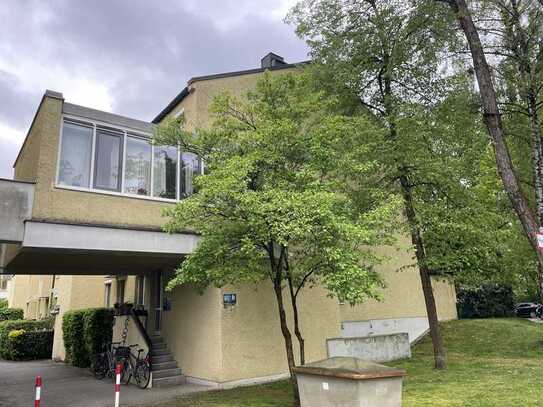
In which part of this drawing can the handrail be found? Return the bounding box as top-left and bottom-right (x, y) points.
(129, 308), (153, 373)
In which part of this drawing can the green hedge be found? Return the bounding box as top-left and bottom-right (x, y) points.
(0, 299), (7, 309)
(4, 329), (54, 360)
(0, 319), (54, 359)
(457, 283), (515, 319)
(0, 308), (24, 322)
(63, 308), (114, 368)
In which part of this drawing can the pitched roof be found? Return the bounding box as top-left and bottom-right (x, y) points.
(151, 60), (309, 124)
(63, 102), (155, 134)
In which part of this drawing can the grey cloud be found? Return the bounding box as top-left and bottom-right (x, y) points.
(0, 71), (41, 131)
(0, 1), (307, 177)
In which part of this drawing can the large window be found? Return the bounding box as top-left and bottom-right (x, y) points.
(180, 152), (202, 198)
(94, 128), (123, 191)
(153, 145), (177, 199)
(57, 118), (202, 202)
(58, 121), (93, 188)
(125, 136), (151, 196)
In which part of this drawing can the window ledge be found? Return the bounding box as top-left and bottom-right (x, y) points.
(53, 184), (179, 204)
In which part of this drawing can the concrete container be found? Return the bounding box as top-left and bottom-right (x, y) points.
(293, 357), (405, 407)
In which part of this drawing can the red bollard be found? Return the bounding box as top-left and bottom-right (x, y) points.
(115, 363), (121, 407)
(34, 376), (42, 407)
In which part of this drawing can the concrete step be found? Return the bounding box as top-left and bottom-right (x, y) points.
(152, 375), (186, 388)
(153, 361), (178, 371)
(150, 336), (164, 344)
(152, 342), (167, 350)
(153, 354), (174, 364)
(152, 368), (183, 379)
(151, 348), (170, 357)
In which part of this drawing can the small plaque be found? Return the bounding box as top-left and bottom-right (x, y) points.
(223, 293), (237, 306)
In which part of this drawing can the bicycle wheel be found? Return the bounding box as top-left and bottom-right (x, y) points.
(119, 358), (132, 385)
(134, 358), (151, 389)
(92, 353), (107, 380)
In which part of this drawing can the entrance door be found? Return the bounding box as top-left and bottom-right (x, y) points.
(154, 271), (163, 334)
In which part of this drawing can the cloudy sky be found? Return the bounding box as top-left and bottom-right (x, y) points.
(0, 0), (308, 178)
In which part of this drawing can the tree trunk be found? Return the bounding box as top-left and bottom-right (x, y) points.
(380, 56), (447, 368)
(272, 269), (300, 406)
(399, 172), (447, 369)
(446, 0), (543, 268)
(287, 274), (306, 366)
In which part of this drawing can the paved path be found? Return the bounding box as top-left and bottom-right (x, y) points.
(0, 359), (212, 407)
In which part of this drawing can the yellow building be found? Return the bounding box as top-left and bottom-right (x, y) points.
(0, 53), (457, 388)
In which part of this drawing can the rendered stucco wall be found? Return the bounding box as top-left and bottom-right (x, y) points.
(161, 285), (223, 382)
(219, 283), (341, 384)
(339, 236), (457, 322)
(51, 275), (106, 360)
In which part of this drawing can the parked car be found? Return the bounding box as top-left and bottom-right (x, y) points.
(514, 303), (542, 318)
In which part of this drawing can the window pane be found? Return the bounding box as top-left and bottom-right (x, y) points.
(124, 136), (151, 196)
(58, 121), (92, 188)
(153, 145), (178, 199)
(180, 152), (201, 198)
(94, 129), (122, 191)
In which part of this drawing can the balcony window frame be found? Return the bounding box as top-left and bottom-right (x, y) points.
(55, 114), (203, 203)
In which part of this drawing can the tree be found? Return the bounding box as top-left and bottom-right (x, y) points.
(435, 0), (543, 297)
(289, 0), (462, 369)
(155, 72), (399, 406)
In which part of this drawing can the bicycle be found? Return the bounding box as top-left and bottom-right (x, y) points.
(119, 344), (151, 389)
(92, 341), (121, 380)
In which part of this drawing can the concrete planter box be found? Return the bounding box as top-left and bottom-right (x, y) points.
(293, 357), (405, 407)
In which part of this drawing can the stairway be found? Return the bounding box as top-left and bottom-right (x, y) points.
(150, 334), (186, 388)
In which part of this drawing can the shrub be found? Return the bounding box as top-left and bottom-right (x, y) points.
(457, 283), (515, 319)
(63, 310), (87, 366)
(4, 329), (54, 361)
(0, 308), (24, 322)
(0, 319), (53, 359)
(0, 299), (7, 309)
(63, 308), (114, 368)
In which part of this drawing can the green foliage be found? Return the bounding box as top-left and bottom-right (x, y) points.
(156, 72), (400, 306)
(83, 308), (114, 357)
(288, 0), (537, 301)
(63, 308), (114, 368)
(456, 284), (515, 319)
(0, 308), (24, 322)
(0, 299), (7, 309)
(0, 319), (53, 359)
(153, 320), (543, 406)
(4, 329), (54, 361)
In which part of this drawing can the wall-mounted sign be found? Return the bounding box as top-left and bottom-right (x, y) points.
(223, 293), (237, 306)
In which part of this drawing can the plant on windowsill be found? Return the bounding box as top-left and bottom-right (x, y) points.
(113, 302), (133, 316)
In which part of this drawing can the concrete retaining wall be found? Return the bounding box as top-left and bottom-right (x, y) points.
(341, 317), (429, 344)
(327, 333), (411, 363)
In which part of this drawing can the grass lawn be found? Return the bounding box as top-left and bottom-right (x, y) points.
(156, 318), (543, 407)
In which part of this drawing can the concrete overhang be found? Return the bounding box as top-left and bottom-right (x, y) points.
(1, 220), (200, 275)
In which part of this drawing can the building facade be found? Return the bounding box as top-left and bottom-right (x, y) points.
(0, 53), (457, 388)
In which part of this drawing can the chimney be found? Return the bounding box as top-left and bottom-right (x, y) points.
(261, 52), (287, 69)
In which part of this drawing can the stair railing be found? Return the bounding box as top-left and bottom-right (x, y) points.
(130, 307), (153, 373)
